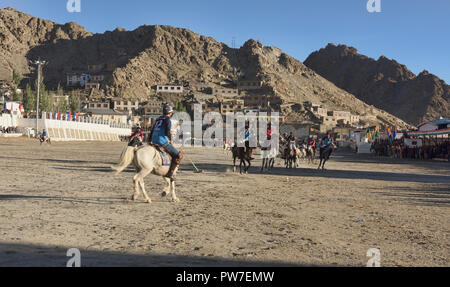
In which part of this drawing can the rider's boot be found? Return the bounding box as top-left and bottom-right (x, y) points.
(165, 153), (183, 181)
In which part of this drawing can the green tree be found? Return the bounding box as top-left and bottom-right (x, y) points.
(12, 91), (21, 102)
(69, 91), (80, 113)
(174, 100), (187, 113)
(39, 89), (51, 112)
(23, 83), (35, 114)
(57, 82), (63, 95)
(57, 97), (68, 113)
(37, 81), (52, 112)
(12, 69), (22, 87)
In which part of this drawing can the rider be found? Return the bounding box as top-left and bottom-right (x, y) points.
(244, 124), (255, 160)
(287, 132), (297, 156)
(149, 104), (183, 181)
(308, 136), (316, 154)
(129, 124), (144, 146)
(287, 132), (297, 147)
(41, 129), (48, 142)
(266, 122), (272, 140)
(320, 134), (332, 149)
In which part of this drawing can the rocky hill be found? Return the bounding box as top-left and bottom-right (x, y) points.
(0, 7), (412, 129)
(304, 44), (449, 125)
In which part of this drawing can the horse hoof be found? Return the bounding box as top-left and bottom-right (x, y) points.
(146, 199), (152, 204)
(172, 198), (180, 203)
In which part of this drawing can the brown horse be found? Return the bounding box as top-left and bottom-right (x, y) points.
(232, 145), (255, 174)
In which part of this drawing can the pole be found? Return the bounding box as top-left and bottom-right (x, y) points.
(36, 63), (40, 135)
(31, 59), (47, 137)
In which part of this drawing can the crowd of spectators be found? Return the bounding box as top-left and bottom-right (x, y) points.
(371, 138), (450, 161)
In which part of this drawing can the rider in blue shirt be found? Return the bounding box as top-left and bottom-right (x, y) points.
(243, 125), (255, 160)
(149, 104), (183, 180)
(321, 134), (332, 149)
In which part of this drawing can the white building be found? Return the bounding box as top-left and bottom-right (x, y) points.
(212, 88), (239, 97)
(112, 98), (140, 112)
(67, 74), (91, 87)
(156, 85), (184, 94)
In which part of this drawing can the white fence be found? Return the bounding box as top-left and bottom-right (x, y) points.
(0, 113), (15, 128)
(1, 113), (131, 142)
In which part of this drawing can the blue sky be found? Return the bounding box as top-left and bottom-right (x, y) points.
(1, 0), (449, 83)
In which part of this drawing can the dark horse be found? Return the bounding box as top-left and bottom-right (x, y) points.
(232, 145), (254, 174)
(318, 143), (336, 170)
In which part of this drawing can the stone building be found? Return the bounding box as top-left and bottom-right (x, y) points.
(219, 98), (245, 116)
(85, 82), (100, 90)
(156, 85), (184, 94)
(237, 80), (263, 90)
(244, 94), (281, 109)
(111, 98), (139, 112)
(212, 88), (239, 97)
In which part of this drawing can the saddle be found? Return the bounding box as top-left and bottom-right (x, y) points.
(150, 144), (171, 166)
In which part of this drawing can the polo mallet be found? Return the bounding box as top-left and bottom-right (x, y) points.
(180, 148), (203, 173)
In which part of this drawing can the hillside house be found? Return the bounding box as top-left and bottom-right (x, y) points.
(311, 104), (328, 118)
(212, 88), (239, 97)
(67, 74), (91, 87)
(156, 85), (184, 94)
(85, 82), (100, 90)
(90, 75), (105, 82)
(237, 80), (263, 90)
(111, 98), (139, 112)
(219, 98), (245, 116)
(87, 99), (111, 110)
(244, 94), (281, 109)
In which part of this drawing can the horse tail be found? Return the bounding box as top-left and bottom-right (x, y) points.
(111, 146), (136, 175)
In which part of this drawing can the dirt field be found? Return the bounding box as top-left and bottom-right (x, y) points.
(0, 138), (448, 267)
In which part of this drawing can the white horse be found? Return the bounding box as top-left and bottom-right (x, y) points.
(111, 145), (180, 205)
(261, 145), (279, 172)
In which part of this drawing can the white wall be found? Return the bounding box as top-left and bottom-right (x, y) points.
(2, 113), (131, 141)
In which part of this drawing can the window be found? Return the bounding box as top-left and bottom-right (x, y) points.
(177, 87), (181, 90)
(171, 87), (175, 90)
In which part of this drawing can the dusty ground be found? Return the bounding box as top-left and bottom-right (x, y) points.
(0, 138), (448, 267)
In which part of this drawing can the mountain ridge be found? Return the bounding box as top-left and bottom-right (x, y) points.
(304, 43), (449, 125)
(0, 7), (413, 129)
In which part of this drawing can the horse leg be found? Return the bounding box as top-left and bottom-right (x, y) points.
(169, 178), (179, 203)
(137, 168), (152, 204)
(318, 158), (323, 170)
(246, 159), (251, 174)
(132, 174), (141, 201)
(322, 158), (327, 170)
(161, 177), (170, 198)
(233, 156), (236, 173)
